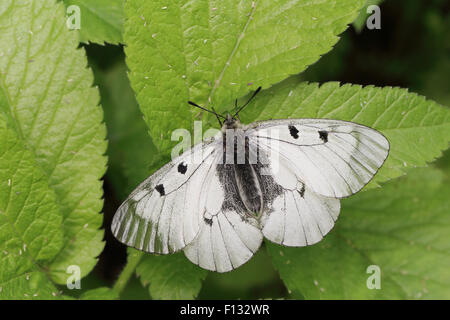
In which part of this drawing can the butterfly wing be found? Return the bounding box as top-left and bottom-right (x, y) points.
(183, 163), (263, 273)
(111, 140), (218, 254)
(260, 181), (340, 246)
(246, 118), (388, 246)
(113, 117), (389, 266)
(246, 119), (389, 199)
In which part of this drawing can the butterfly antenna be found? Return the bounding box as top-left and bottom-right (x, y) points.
(235, 99), (240, 121)
(188, 101), (226, 126)
(233, 86), (262, 118)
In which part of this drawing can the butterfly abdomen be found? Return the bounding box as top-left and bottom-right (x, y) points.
(220, 128), (264, 215)
(233, 164), (263, 214)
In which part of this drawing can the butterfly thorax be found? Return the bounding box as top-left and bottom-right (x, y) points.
(221, 114), (243, 132)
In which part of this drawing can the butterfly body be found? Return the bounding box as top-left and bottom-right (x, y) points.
(220, 117), (266, 216)
(112, 115), (389, 272)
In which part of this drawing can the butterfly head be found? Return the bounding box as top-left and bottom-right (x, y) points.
(222, 114), (241, 130)
(188, 86), (262, 130)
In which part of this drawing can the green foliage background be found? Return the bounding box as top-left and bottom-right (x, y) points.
(0, 0), (449, 300)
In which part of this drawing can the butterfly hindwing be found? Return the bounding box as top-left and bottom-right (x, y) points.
(184, 163), (263, 272)
(260, 181), (340, 246)
(247, 119), (389, 198)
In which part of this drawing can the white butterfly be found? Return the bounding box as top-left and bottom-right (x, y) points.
(111, 88), (389, 272)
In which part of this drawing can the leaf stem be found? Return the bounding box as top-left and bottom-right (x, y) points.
(113, 249), (144, 295)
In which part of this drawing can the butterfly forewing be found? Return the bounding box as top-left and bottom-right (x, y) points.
(247, 119), (389, 198)
(111, 140), (218, 254)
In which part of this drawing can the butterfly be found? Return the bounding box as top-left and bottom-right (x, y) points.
(111, 87), (390, 272)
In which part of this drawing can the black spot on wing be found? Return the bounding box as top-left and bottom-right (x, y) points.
(288, 125), (299, 139)
(177, 162), (187, 174)
(299, 184), (305, 198)
(155, 184), (165, 196)
(319, 130), (328, 143)
(204, 218), (213, 226)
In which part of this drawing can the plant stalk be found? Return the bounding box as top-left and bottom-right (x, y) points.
(113, 249), (144, 295)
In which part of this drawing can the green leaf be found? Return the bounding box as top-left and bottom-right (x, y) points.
(0, 114), (63, 300)
(120, 274), (151, 300)
(62, 0), (124, 45)
(353, 0), (384, 32)
(79, 287), (119, 300)
(267, 167), (450, 299)
(136, 252), (207, 300)
(240, 80), (450, 188)
(198, 246), (284, 299)
(0, 0), (107, 284)
(436, 149), (450, 179)
(92, 60), (159, 199)
(124, 0), (365, 155)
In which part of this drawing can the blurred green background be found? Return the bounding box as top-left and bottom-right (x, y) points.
(80, 0), (449, 299)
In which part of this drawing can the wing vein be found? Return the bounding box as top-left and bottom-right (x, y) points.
(217, 215), (234, 268)
(223, 213), (254, 254)
(291, 191), (308, 246)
